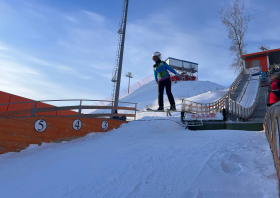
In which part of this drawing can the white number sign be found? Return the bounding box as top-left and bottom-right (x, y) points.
(101, 120), (109, 131)
(72, 119), (82, 131)
(34, 119), (47, 132)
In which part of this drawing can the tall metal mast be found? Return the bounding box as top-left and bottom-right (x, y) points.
(111, 0), (129, 114)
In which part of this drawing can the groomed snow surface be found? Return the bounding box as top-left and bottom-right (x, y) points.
(238, 76), (260, 108)
(92, 80), (228, 120)
(0, 80), (279, 198)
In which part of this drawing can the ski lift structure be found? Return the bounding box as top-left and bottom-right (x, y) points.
(165, 57), (198, 81)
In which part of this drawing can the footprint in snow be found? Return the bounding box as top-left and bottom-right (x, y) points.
(221, 161), (242, 175)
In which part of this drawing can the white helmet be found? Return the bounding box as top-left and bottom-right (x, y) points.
(152, 51), (161, 60)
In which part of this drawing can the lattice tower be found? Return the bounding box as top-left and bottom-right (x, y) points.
(111, 0), (127, 101)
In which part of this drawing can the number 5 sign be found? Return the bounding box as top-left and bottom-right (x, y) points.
(34, 119), (47, 132)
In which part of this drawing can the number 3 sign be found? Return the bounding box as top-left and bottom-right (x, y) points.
(34, 119), (47, 132)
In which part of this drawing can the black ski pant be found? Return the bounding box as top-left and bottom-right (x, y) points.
(158, 78), (175, 107)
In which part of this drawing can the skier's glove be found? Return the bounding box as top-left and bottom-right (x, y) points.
(176, 73), (183, 80)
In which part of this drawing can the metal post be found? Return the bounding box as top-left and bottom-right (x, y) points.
(125, 72), (133, 94)
(225, 97), (229, 119)
(234, 102), (236, 118)
(78, 100), (82, 117)
(128, 76), (130, 94)
(31, 101), (37, 116)
(110, 100), (114, 119)
(113, 0), (129, 114)
(134, 103), (137, 120)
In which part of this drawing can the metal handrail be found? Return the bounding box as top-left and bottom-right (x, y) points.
(0, 99), (137, 106)
(0, 99), (138, 120)
(182, 70), (245, 114)
(226, 78), (261, 121)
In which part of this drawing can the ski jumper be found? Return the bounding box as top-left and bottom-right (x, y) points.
(153, 61), (178, 107)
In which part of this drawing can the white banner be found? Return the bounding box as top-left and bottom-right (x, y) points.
(249, 66), (262, 75)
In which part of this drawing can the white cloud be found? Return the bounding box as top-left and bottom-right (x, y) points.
(6, 0), (276, 102)
(0, 45), (8, 50)
(121, 13), (235, 88)
(0, 59), (96, 100)
(81, 10), (105, 23)
(62, 15), (78, 23)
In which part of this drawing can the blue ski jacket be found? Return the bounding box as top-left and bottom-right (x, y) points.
(153, 61), (178, 83)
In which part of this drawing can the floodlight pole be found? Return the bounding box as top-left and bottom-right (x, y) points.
(125, 72), (133, 94)
(113, 0), (129, 113)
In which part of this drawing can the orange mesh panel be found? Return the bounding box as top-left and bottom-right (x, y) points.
(57, 110), (79, 116)
(36, 102), (57, 116)
(0, 91), (11, 112)
(7, 95), (34, 111)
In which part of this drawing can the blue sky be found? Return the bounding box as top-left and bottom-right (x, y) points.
(0, 0), (279, 101)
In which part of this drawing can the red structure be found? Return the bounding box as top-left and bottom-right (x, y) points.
(0, 91), (134, 155)
(171, 74), (196, 82)
(0, 91), (78, 116)
(242, 48), (280, 73)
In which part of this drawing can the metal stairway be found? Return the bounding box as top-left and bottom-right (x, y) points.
(250, 86), (268, 123)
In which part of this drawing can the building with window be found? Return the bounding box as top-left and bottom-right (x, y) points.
(242, 48), (280, 74)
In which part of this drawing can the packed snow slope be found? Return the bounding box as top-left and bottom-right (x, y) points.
(0, 120), (278, 198)
(119, 80), (227, 110)
(91, 80), (228, 120)
(92, 80), (228, 120)
(0, 80), (278, 198)
(238, 75), (259, 108)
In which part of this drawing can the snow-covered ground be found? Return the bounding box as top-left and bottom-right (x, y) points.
(91, 80), (227, 120)
(120, 80), (227, 110)
(184, 89), (228, 104)
(0, 79), (278, 198)
(0, 120), (278, 198)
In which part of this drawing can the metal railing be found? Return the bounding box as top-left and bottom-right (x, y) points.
(0, 99), (138, 120)
(181, 69), (245, 114)
(261, 77), (269, 87)
(225, 78), (261, 121)
(181, 71), (261, 122)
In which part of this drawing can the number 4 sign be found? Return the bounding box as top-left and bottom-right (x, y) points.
(72, 119), (82, 131)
